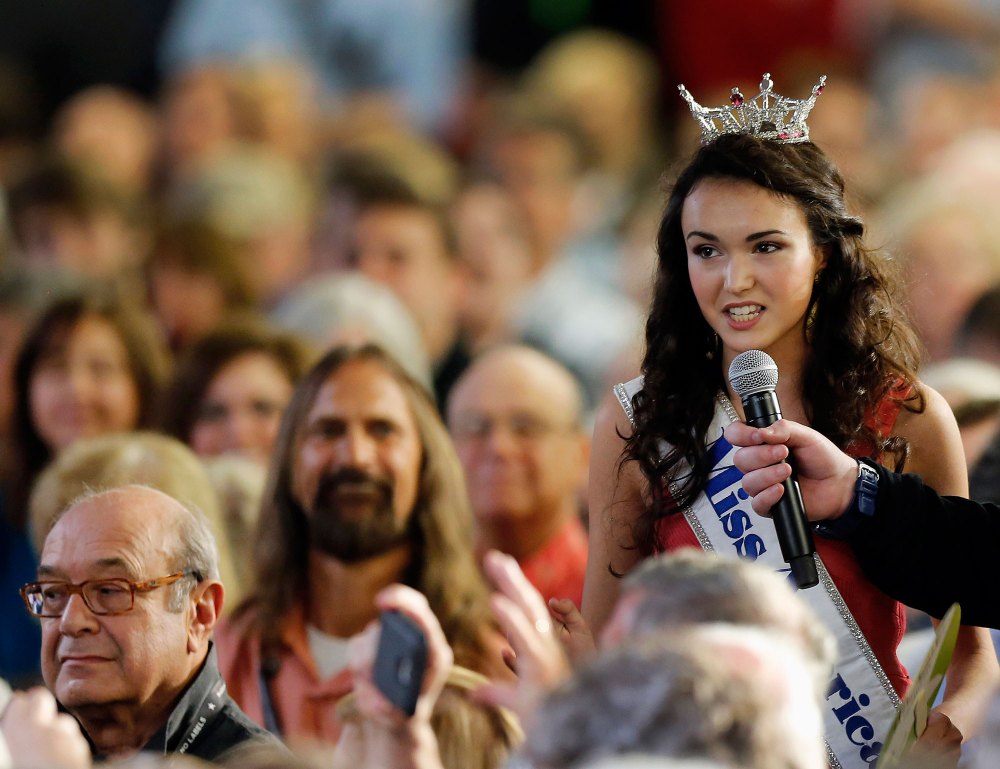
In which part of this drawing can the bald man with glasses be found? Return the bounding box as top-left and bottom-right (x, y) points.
(19, 485), (277, 762)
(447, 345), (591, 607)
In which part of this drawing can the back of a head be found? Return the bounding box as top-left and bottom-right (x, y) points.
(616, 551), (835, 683)
(201, 453), (268, 591)
(166, 144), (314, 239)
(622, 550), (797, 626)
(31, 431), (216, 544)
(479, 94), (593, 181)
(524, 627), (824, 769)
(919, 357), (1000, 421)
(270, 270), (433, 390)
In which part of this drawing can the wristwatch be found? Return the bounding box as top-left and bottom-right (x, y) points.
(813, 457), (881, 540)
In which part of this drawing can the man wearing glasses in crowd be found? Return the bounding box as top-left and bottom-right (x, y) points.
(17, 485), (277, 762)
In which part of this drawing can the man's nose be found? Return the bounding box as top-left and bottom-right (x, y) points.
(58, 593), (100, 636)
(335, 430), (377, 467)
(484, 421), (520, 456)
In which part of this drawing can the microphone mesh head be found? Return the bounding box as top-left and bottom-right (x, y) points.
(728, 349), (779, 397)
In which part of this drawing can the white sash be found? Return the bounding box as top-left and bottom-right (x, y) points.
(614, 380), (900, 769)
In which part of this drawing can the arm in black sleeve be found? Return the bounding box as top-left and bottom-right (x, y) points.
(848, 466), (1000, 628)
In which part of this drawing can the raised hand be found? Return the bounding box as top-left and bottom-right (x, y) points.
(477, 550), (572, 724)
(334, 584), (452, 769)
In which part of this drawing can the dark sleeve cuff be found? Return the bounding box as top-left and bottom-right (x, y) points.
(814, 458), (879, 540)
(847, 465), (1000, 625)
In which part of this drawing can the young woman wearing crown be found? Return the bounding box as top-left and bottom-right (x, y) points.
(582, 75), (998, 768)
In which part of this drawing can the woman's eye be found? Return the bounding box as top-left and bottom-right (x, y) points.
(755, 242), (780, 254)
(693, 245), (718, 259)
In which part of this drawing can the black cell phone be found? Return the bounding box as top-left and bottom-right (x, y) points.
(373, 610), (428, 716)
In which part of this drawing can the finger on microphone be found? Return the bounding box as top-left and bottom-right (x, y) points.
(739, 464), (792, 498)
(731, 443), (789, 473)
(723, 420), (762, 447)
(748, 482), (786, 518)
(725, 419), (796, 449)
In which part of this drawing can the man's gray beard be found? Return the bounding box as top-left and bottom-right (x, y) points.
(307, 472), (412, 562)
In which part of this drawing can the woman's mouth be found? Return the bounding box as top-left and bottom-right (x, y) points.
(726, 304), (763, 323)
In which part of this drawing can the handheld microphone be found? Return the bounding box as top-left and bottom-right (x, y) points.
(728, 350), (819, 589)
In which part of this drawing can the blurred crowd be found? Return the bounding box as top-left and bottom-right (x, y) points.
(4, 0), (1000, 767)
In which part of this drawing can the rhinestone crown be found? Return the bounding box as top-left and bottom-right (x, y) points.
(678, 73), (826, 145)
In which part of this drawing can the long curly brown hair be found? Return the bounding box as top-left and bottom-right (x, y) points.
(625, 134), (923, 556)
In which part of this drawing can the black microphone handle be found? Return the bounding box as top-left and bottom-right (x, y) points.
(742, 390), (819, 589)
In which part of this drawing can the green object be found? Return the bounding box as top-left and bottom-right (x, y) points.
(529, 0), (591, 31)
(876, 603), (962, 769)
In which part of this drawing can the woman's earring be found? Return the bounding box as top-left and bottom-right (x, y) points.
(805, 300), (819, 341)
(706, 332), (720, 360)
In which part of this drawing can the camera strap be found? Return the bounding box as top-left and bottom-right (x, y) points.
(174, 679), (229, 754)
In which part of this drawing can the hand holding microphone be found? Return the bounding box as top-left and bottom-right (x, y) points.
(728, 350), (819, 589)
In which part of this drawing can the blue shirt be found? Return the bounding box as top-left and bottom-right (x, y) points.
(0, 508), (41, 688)
(159, 0), (468, 135)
